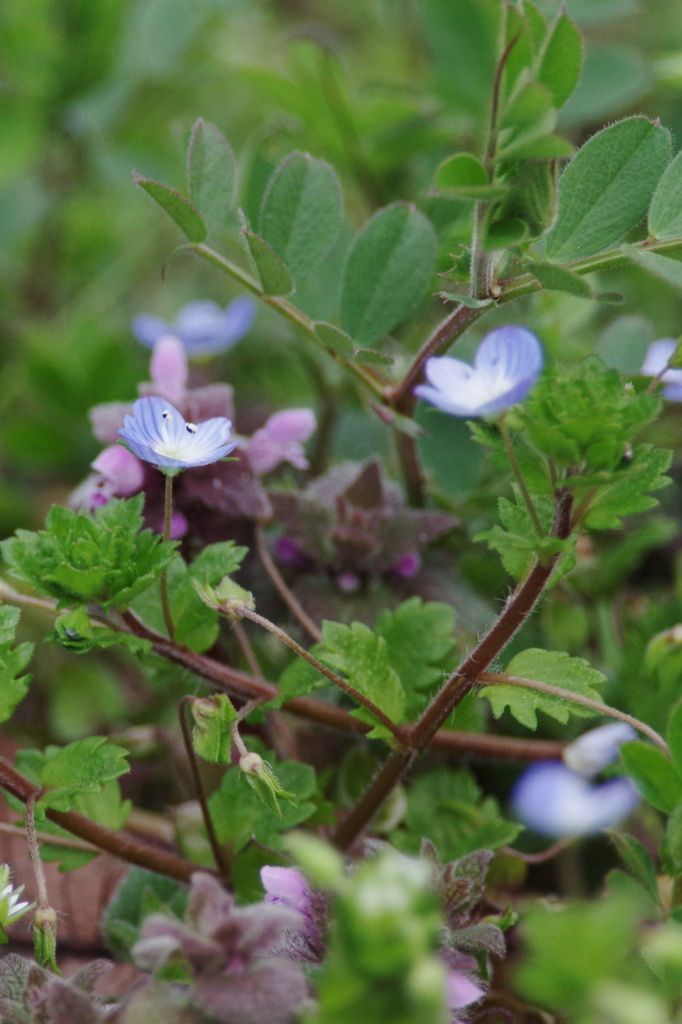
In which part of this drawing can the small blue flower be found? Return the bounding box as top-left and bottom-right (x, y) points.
(562, 722), (637, 778)
(119, 396), (237, 470)
(132, 297), (256, 357)
(641, 338), (682, 400)
(415, 325), (543, 417)
(512, 762), (640, 838)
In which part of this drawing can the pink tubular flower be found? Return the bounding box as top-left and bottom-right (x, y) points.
(92, 445), (145, 497)
(260, 867), (311, 919)
(149, 335), (189, 403)
(446, 970), (485, 1012)
(245, 409), (317, 475)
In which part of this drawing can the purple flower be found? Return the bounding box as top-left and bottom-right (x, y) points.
(512, 762), (640, 838)
(133, 297), (256, 357)
(446, 970), (485, 1012)
(92, 444), (145, 496)
(415, 325), (543, 417)
(261, 867), (311, 918)
(245, 409), (317, 476)
(119, 396), (237, 470)
(563, 722), (637, 778)
(641, 338), (682, 400)
(149, 335), (189, 403)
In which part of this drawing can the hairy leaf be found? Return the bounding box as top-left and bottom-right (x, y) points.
(134, 174), (207, 243)
(187, 119), (236, 235)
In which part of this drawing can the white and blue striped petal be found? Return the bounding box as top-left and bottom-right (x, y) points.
(119, 396), (237, 470)
(415, 325), (543, 417)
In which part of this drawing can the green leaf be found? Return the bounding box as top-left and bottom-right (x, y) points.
(1, 496), (177, 611)
(621, 740), (682, 813)
(582, 446), (671, 530)
(187, 119), (235, 235)
(313, 321), (355, 358)
(132, 553), (224, 652)
(523, 1), (548, 51)
(241, 229), (295, 296)
(420, 0), (501, 115)
(480, 649), (605, 730)
(500, 82), (553, 130)
(52, 608), (152, 656)
(352, 348), (394, 365)
(476, 492), (576, 583)
(191, 694), (238, 764)
(622, 244), (682, 290)
(321, 620), (406, 733)
(134, 174), (207, 243)
(340, 202), (437, 347)
(433, 153), (507, 200)
(102, 867), (188, 961)
(544, 117), (671, 263)
(665, 803), (682, 874)
(483, 217), (528, 249)
(39, 737), (130, 814)
(537, 9), (583, 108)
(0, 605), (32, 723)
(259, 152), (344, 280)
(649, 148), (682, 239)
(526, 260), (592, 298)
(607, 831), (660, 905)
(667, 699), (682, 781)
(394, 767), (522, 861)
(188, 541), (248, 585)
(375, 598), (455, 713)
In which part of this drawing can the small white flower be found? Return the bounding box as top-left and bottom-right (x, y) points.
(415, 325), (543, 417)
(563, 722), (637, 778)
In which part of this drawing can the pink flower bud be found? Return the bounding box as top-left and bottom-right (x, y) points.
(260, 866), (310, 918)
(149, 335), (189, 403)
(92, 445), (145, 496)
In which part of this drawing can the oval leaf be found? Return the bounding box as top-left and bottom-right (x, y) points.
(649, 148), (682, 239)
(187, 119), (235, 235)
(621, 739), (682, 814)
(537, 9), (583, 109)
(313, 321), (355, 358)
(259, 152), (343, 280)
(544, 116), (671, 264)
(242, 230), (294, 296)
(527, 260), (593, 298)
(134, 174), (207, 243)
(340, 202), (437, 347)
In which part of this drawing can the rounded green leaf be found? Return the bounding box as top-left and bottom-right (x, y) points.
(340, 202), (437, 347)
(537, 9), (583, 109)
(187, 119), (235, 236)
(242, 230), (294, 296)
(649, 148), (682, 239)
(259, 152), (343, 280)
(620, 740), (682, 814)
(544, 116), (671, 263)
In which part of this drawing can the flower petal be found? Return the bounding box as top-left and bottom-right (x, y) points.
(563, 723), (637, 778)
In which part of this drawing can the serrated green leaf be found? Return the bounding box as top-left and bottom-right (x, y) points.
(480, 648), (605, 729)
(188, 541), (248, 585)
(544, 117), (671, 263)
(39, 737), (129, 814)
(622, 244), (682, 290)
(241, 229), (294, 296)
(259, 152), (343, 280)
(340, 202), (436, 347)
(476, 493), (576, 582)
(0, 605), (32, 723)
(526, 260), (592, 297)
(621, 740), (682, 813)
(582, 445), (671, 530)
(321, 620), (406, 730)
(313, 321), (355, 357)
(649, 148), (682, 239)
(187, 119), (235, 235)
(1, 496), (176, 611)
(134, 174), (207, 243)
(537, 9), (582, 108)
(272, 647), (331, 707)
(375, 598), (455, 711)
(52, 609), (152, 656)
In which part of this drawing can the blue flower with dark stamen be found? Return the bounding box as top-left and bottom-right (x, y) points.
(133, 297), (256, 357)
(118, 396), (237, 470)
(415, 325), (543, 417)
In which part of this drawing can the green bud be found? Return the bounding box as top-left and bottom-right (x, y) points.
(34, 906), (60, 974)
(239, 752), (296, 816)
(193, 576), (255, 619)
(191, 694), (237, 763)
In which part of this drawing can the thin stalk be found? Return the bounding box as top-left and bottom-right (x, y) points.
(499, 417), (544, 538)
(502, 838), (572, 864)
(255, 525), (323, 643)
(480, 671), (670, 756)
(332, 490), (574, 850)
(237, 607), (407, 747)
(25, 797), (50, 911)
(0, 820), (97, 852)
(192, 244), (390, 397)
(179, 697), (231, 881)
(160, 472), (175, 640)
(232, 620), (263, 677)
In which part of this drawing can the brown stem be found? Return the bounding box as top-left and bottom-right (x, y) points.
(232, 620), (263, 677)
(332, 490), (574, 850)
(255, 526), (323, 643)
(178, 697), (231, 881)
(0, 756), (202, 884)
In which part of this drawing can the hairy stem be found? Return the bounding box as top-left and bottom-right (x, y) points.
(499, 417), (544, 538)
(160, 472), (175, 641)
(25, 797), (50, 911)
(332, 490), (574, 850)
(255, 525), (323, 643)
(179, 697), (231, 881)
